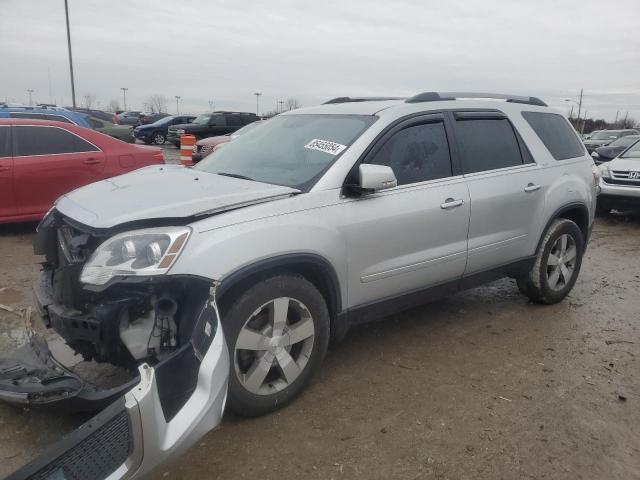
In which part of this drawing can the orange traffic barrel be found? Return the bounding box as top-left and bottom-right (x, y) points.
(180, 134), (196, 166)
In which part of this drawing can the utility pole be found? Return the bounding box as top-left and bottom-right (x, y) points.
(577, 88), (583, 121)
(120, 87), (128, 110)
(279, 100), (284, 113)
(254, 92), (262, 116)
(64, 0), (77, 108)
(623, 111), (629, 128)
(27, 89), (34, 106)
(47, 67), (53, 104)
(614, 111), (619, 125)
(581, 110), (588, 135)
(175, 96), (181, 114)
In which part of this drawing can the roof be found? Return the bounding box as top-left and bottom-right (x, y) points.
(0, 118), (88, 128)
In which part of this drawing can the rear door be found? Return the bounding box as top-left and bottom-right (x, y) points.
(0, 125), (15, 219)
(12, 125), (106, 215)
(450, 111), (548, 274)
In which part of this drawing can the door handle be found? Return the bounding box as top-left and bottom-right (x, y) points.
(524, 183), (541, 193)
(0, 166), (10, 172)
(83, 158), (101, 165)
(440, 198), (465, 209)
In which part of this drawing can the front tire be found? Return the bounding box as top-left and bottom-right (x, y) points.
(152, 132), (166, 145)
(517, 218), (584, 304)
(223, 274), (330, 417)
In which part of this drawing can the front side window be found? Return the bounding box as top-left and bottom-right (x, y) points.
(455, 118), (524, 173)
(0, 126), (10, 157)
(522, 111), (586, 160)
(192, 114), (211, 125)
(368, 122), (452, 185)
(209, 115), (226, 126)
(194, 114), (375, 190)
(13, 126), (99, 156)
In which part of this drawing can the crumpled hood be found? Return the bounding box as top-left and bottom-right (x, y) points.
(55, 164), (299, 229)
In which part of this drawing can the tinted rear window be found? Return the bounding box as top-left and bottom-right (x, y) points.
(522, 112), (585, 160)
(454, 118), (524, 174)
(14, 126), (99, 156)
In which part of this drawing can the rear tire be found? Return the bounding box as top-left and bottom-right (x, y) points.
(517, 218), (584, 304)
(223, 274), (330, 417)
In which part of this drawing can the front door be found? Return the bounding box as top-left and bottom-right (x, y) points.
(12, 125), (106, 216)
(341, 114), (470, 308)
(0, 125), (15, 219)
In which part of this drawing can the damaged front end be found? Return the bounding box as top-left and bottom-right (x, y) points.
(3, 211), (229, 480)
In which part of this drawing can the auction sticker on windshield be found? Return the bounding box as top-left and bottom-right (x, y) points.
(304, 139), (347, 155)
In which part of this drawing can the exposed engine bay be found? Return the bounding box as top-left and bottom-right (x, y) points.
(0, 210), (218, 414)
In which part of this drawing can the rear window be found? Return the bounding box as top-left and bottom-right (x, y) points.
(14, 126), (99, 156)
(522, 112), (585, 160)
(454, 118), (524, 174)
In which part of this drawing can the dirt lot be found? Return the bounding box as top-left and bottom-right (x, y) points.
(1, 211), (639, 480)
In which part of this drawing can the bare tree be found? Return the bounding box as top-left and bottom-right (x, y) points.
(83, 93), (97, 109)
(285, 98), (302, 111)
(107, 99), (120, 112)
(146, 94), (168, 114)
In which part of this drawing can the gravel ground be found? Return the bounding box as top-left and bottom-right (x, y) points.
(0, 207), (639, 479)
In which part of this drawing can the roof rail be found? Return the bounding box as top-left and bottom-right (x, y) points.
(405, 92), (547, 107)
(323, 96), (404, 104)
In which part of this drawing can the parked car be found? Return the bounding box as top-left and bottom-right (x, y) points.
(69, 107), (121, 125)
(591, 135), (640, 164)
(192, 119), (265, 162)
(86, 115), (135, 143)
(139, 112), (171, 125)
(3, 93), (597, 479)
(133, 115), (195, 145)
(0, 118), (164, 223)
(117, 111), (143, 125)
(597, 139), (640, 213)
(0, 106), (92, 128)
(583, 129), (639, 153)
(167, 111), (259, 147)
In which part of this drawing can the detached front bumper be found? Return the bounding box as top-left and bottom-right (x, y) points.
(4, 275), (229, 480)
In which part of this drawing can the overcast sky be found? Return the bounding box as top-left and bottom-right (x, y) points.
(2, 0), (639, 121)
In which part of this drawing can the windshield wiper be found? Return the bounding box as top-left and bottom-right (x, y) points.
(216, 172), (255, 181)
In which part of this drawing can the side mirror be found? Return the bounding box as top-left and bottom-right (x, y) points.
(358, 164), (397, 192)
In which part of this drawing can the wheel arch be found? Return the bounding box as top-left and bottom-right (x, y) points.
(536, 202), (590, 254)
(216, 253), (344, 342)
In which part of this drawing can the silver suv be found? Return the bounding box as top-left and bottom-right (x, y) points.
(4, 92), (597, 479)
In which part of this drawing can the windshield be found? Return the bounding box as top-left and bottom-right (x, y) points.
(620, 139), (640, 159)
(194, 114), (375, 190)
(610, 136), (640, 148)
(192, 114), (212, 125)
(150, 116), (174, 126)
(230, 120), (264, 138)
(591, 131), (621, 140)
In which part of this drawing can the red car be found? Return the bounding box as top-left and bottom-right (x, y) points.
(0, 119), (164, 224)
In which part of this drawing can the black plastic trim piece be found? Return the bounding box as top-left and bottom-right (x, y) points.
(536, 202), (590, 254)
(405, 92), (547, 107)
(7, 398), (129, 480)
(323, 96), (404, 104)
(339, 257), (535, 328)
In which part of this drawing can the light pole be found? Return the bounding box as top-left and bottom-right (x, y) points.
(175, 96), (181, 114)
(208, 100), (215, 111)
(279, 100), (284, 113)
(27, 89), (34, 106)
(253, 92), (262, 116)
(64, 0), (77, 108)
(120, 87), (128, 111)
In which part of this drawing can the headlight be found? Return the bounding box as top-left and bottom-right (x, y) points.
(80, 227), (191, 285)
(591, 151), (599, 158)
(598, 164), (611, 179)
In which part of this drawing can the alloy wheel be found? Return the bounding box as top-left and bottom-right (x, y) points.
(546, 233), (577, 291)
(234, 297), (315, 395)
